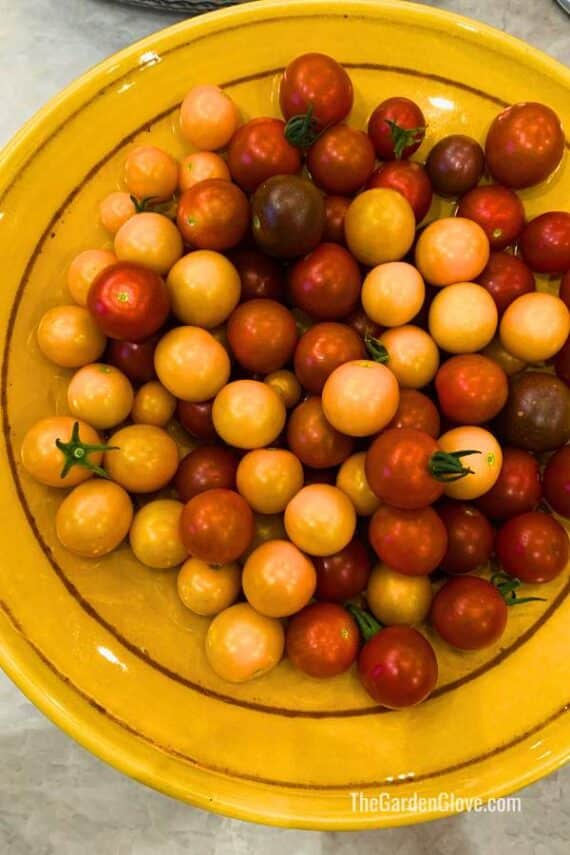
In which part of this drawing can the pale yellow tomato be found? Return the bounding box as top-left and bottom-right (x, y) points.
(362, 262), (425, 327)
(104, 424), (179, 493)
(213, 380), (286, 449)
(67, 249), (117, 306)
(500, 292), (570, 363)
(438, 426), (503, 500)
(179, 85), (240, 151)
(129, 499), (187, 569)
(205, 603), (284, 683)
(345, 189), (415, 266)
(336, 451), (381, 516)
(237, 449), (303, 514)
(482, 336), (527, 376)
(37, 305), (106, 368)
(20, 416), (105, 488)
(284, 484), (356, 556)
(429, 282), (498, 353)
(167, 250), (240, 327)
(178, 151), (231, 192)
(322, 360), (399, 437)
(177, 557), (241, 616)
(264, 369), (302, 408)
(67, 363), (134, 430)
(367, 563), (433, 626)
(415, 217), (490, 286)
(242, 540), (316, 618)
(154, 326), (230, 402)
(55, 480), (133, 558)
(131, 381), (176, 426)
(380, 325), (440, 389)
(99, 191), (136, 234)
(124, 145), (178, 202)
(114, 212), (183, 275)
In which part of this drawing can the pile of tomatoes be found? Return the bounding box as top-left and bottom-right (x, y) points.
(21, 53), (570, 709)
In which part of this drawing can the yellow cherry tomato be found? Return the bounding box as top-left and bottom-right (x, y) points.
(124, 145), (179, 202)
(482, 336), (527, 376)
(429, 282), (498, 354)
(345, 188), (416, 266)
(67, 249), (117, 306)
(380, 325), (440, 389)
(205, 602), (284, 683)
(264, 369), (302, 408)
(241, 513), (287, 562)
(129, 499), (187, 569)
(242, 540), (316, 618)
(67, 363), (134, 430)
(179, 85), (240, 151)
(212, 380), (286, 449)
(20, 416), (105, 488)
(104, 424), (179, 493)
(366, 563), (433, 626)
(438, 426), (503, 500)
(361, 262), (425, 327)
(237, 449), (303, 514)
(322, 360), (399, 437)
(154, 326), (230, 402)
(114, 212), (183, 275)
(167, 250), (241, 327)
(131, 381), (176, 426)
(178, 151), (231, 192)
(500, 292), (570, 363)
(99, 191), (136, 234)
(284, 484), (356, 556)
(415, 217), (490, 286)
(336, 451), (381, 516)
(177, 557), (241, 616)
(55, 480), (133, 558)
(37, 305), (106, 368)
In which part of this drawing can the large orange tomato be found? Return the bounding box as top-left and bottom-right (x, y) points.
(177, 558), (242, 616)
(205, 603), (284, 683)
(114, 212), (183, 275)
(284, 484), (356, 556)
(499, 292), (570, 362)
(212, 380), (286, 449)
(415, 217), (490, 286)
(242, 540), (316, 617)
(379, 325), (439, 389)
(236, 449), (303, 514)
(129, 499), (187, 569)
(20, 416), (107, 488)
(167, 251), (241, 328)
(345, 189), (416, 266)
(37, 305), (106, 368)
(154, 326), (230, 402)
(322, 360), (399, 436)
(55, 480), (133, 558)
(104, 424), (179, 493)
(429, 283), (498, 353)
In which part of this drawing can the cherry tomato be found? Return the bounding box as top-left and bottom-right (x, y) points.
(294, 322), (365, 394)
(174, 445), (239, 503)
(345, 306), (383, 341)
(386, 389), (441, 438)
(104, 424), (179, 493)
(178, 151), (230, 192)
(323, 195), (350, 243)
(500, 292), (570, 363)
(358, 626), (437, 708)
(367, 97), (426, 161)
(369, 504), (448, 575)
(336, 452), (381, 517)
(243, 539), (316, 618)
(555, 337), (570, 387)
(213, 380), (286, 449)
(107, 335), (158, 384)
(429, 282), (498, 353)
(177, 399), (217, 441)
(177, 558), (241, 617)
(543, 446), (570, 518)
(176, 180), (249, 251)
(496, 511), (569, 583)
(241, 513), (287, 562)
(279, 52), (353, 129)
(88, 262), (170, 341)
(264, 370), (302, 408)
(154, 326), (230, 402)
(435, 354), (508, 424)
(180, 488), (254, 564)
(379, 325), (439, 389)
(124, 145), (178, 203)
(426, 134), (485, 197)
(560, 270), (570, 309)
(345, 188), (415, 266)
(114, 212), (183, 274)
(289, 243), (362, 321)
(314, 539), (371, 602)
(37, 305), (106, 368)
(437, 502), (494, 574)
(237, 449), (303, 514)
(67, 363), (134, 430)
(476, 252), (535, 315)
(475, 447), (541, 521)
(228, 118), (301, 193)
(129, 499), (187, 569)
(167, 250), (240, 328)
(457, 185), (525, 250)
(205, 603), (284, 683)
(415, 217), (490, 286)
(21, 416), (106, 488)
(519, 212), (570, 275)
(131, 380), (176, 426)
(99, 192), (136, 235)
(179, 84), (240, 151)
(485, 102), (564, 188)
(482, 336), (526, 377)
(287, 396), (353, 469)
(307, 125), (375, 195)
(367, 161), (432, 223)
(431, 577), (507, 650)
(284, 484), (356, 557)
(55, 480), (133, 558)
(227, 299), (297, 374)
(286, 603), (359, 678)
(438, 426), (503, 501)
(67, 249), (117, 306)
(367, 564), (433, 626)
(322, 360), (400, 437)
(498, 371), (570, 452)
(362, 262), (425, 327)
(366, 428), (442, 509)
(252, 175), (325, 259)
(229, 248), (285, 302)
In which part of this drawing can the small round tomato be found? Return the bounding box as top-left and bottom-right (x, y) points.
(543, 446), (570, 518)
(367, 161), (432, 223)
(426, 134), (485, 197)
(437, 502), (494, 574)
(286, 396), (353, 469)
(264, 370), (302, 409)
(229, 248), (285, 302)
(67, 249), (117, 306)
(482, 336), (526, 376)
(178, 558), (241, 617)
(500, 292), (570, 363)
(286, 603), (359, 678)
(88, 262), (170, 341)
(362, 262), (425, 327)
(228, 117), (301, 193)
(475, 447), (541, 521)
(555, 337), (570, 387)
(213, 380), (286, 449)
(498, 371), (570, 452)
(323, 195), (350, 243)
(415, 217), (490, 286)
(174, 445), (239, 503)
(322, 360), (400, 437)
(386, 389), (441, 438)
(21, 416), (106, 488)
(314, 539), (371, 602)
(237, 449), (303, 514)
(367, 564), (433, 626)
(485, 102), (564, 188)
(180, 488), (254, 564)
(378, 325), (439, 389)
(206, 603), (284, 683)
(154, 326), (230, 402)
(177, 399), (216, 441)
(67, 363), (133, 430)
(307, 125), (375, 195)
(124, 145), (178, 203)
(178, 151), (230, 192)
(367, 97), (425, 160)
(519, 212), (570, 275)
(435, 354), (508, 424)
(369, 504), (448, 575)
(179, 84), (240, 151)
(227, 299), (297, 374)
(105, 424), (179, 493)
(167, 250), (240, 328)
(457, 185), (525, 250)
(241, 513), (287, 562)
(131, 380), (176, 426)
(280, 52), (353, 129)
(114, 212), (183, 274)
(366, 428), (441, 509)
(294, 322), (365, 394)
(358, 626), (437, 708)
(289, 243), (361, 321)
(476, 252), (535, 315)
(176, 180), (249, 251)
(336, 452), (381, 516)
(284, 484), (356, 557)
(252, 175), (325, 259)
(99, 192), (136, 235)
(107, 335), (158, 384)
(345, 188), (415, 266)
(429, 282), (498, 353)
(496, 511), (569, 583)
(431, 577), (507, 650)
(37, 305), (106, 368)
(438, 426), (503, 501)
(243, 539), (316, 618)
(129, 499), (187, 569)
(55, 480), (133, 558)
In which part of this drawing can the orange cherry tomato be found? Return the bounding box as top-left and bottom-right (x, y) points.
(124, 145), (178, 203)
(177, 558), (241, 616)
(380, 325), (440, 389)
(336, 451), (381, 516)
(284, 484), (356, 556)
(129, 499), (187, 569)
(242, 540), (316, 618)
(37, 305), (106, 368)
(499, 292), (570, 362)
(154, 326), (230, 402)
(104, 424), (179, 493)
(131, 381), (176, 426)
(362, 262), (425, 327)
(429, 282), (498, 353)
(67, 363), (134, 430)
(438, 426), (503, 500)
(345, 188), (416, 266)
(167, 251), (241, 328)
(99, 191), (136, 234)
(212, 380), (286, 449)
(264, 369), (302, 408)
(322, 360), (399, 436)
(20, 416), (105, 488)
(237, 449), (303, 514)
(67, 249), (117, 306)
(179, 85), (240, 151)
(415, 217), (490, 286)
(55, 480), (133, 558)
(367, 563), (433, 626)
(205, 602), (284, 683)
(178, 151), (231, 192)
(114, 212), (183, 275)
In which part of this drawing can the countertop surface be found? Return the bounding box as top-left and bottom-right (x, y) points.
(0, 1), (568, 853)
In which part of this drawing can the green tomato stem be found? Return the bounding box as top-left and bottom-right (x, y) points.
(345, 603), (382, 642)
(386, 120), (426, 160)
(284, 104), (323, 149)
(364, 334), (389, 364)
(55, 421), (118, 480)
(428, 450), (481, 482)
(490, 571), (547, 607)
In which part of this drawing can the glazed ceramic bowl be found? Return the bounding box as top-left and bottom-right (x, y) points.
(0, 0), (568, 829)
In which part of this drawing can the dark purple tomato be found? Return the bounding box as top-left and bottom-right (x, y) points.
(437, 502), (494, 574)
(426, 135), (485, 197)
(314, 539), (371, 602)
(252, 175), (325, 259)
(497, 371), (570, 452)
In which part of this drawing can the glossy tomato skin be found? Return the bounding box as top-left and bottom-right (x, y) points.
(286, 603), (359, 678)
(519, 212), (570, 275)
(176, 398), (217, 441)
(435, 354), (508, 424)
(367, 97), (426, 160)
(227, 299), (297, 374)
(88, 262), (170, 341)
(252, 175), (325, 259)
(426, 135), (485, 197)
(496, 511), (569, 583)
(475, 447), (541, 521)
(358, 626), (438, 708)
(314, 539), (371, 602)
(369, 504), (448, 576)
(294, 322), (365, 394)
(228, 248), (285, 302)
(497, 372), (570, 452)
(437, 502), (495, 574)
(179, 488), (254, 564)
(228, 118), (301, 193)
(176, 179), (249, 250)
(457, 185), (525, 250)
(430, 577), (507, 650)
(543, 446), (570, 518)
(485, 102), (564, 188)
(279, 52), (353, 128)
(289, 244), (361, 321)
(367, 161), (432, 223)
(323, 196), (351, 244)
(386, 389), (441, 438)
(174, 446), (239, 503)
(287, 396), (353, 469)
(307, 125), (375, 195)
(107, 334), (158, 383)
(476, 252), (535, 315)
(365, 428), (443, 510)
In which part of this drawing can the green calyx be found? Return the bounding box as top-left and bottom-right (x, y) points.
(346, 603), (382, 642)
(284, 104), (322, 149)
(428, 450), (481, 483)
(55, 421), (118, 480)
(386, 120), (425, 160)
(364, 334), (389, 364)
(491, 571), (547, 607)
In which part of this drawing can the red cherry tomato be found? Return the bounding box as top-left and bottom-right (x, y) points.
(227, 299), (297, 374)
(475, 447), (541, 521)
(367, 161), (432, 223)
(366, 429), (447, 510)
(307, 125), (375, 195)
(174, 446), (239, 502)
(386, 389), (441, 438)
(279, 53), (353, 129)
(286, 603), (359, 678)
(369, 504), (448, 576)
(520, 212), (570, 275)
(287, 396), (353, 469)
(367, 97), (426, 161)
(87, 262), (170, 341)
(176, 399), (217, 441)
(228, 118), (301, 193)
(555, 336), (570, 387)
(543, 446), (570, 518)
(294, 322), (365, 394)
(437, 502), (494, 574)
(495, 511), (569, 583)
(107, 334), (158, 383)
(176, 180), (249, 251)
(288, 243), (361, 320)
(457, 185), (525, 250)
(179, 488), (254, 564)
(229, 248), (285, 302)
(358, 626), (438, 708)
(430, 576), (507, 650)
(323, 196), (350, 244)
(435, 354), (508, 424)
(476, 252), (535, 315)
(314, 539), (371, 602)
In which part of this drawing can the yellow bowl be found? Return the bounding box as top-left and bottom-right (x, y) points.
(0, 0), (569, 829)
